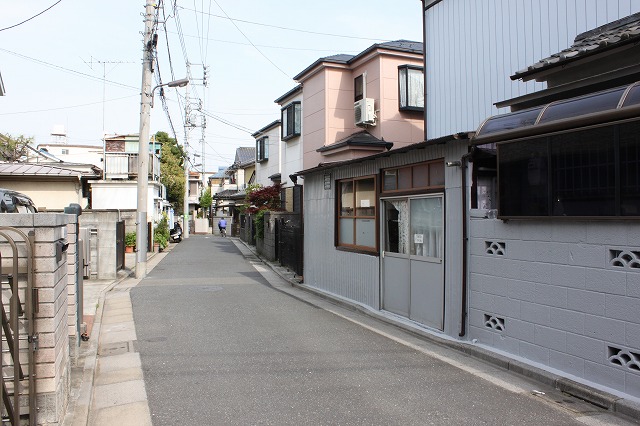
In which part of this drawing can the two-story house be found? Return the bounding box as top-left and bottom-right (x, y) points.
(91, 134), (167, 222)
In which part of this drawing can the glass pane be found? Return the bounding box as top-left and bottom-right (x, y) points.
(408, 68), (424, 108)
(340, 181), (354, 216)
(281, 109), (289, 138)
(355, 178), (375, 217)
(398, 68), (407, 108)
(294, 103), (301, 134)
(477, 107), (543, 136)
(339, 218), (354, 245)
(429, 162), (445, 186)
(383, 170), (397, 191)
(398, 167), (412, 189)
(539, 87), (625, 124)
(551, 127), (615, 216)
(622, 84), (640, 108)
(410, 197), (442, 258)
(355, 218), (376, 248)
(620, 121), (640, 215)
(384, 200), (408, 254)
(412, 164), (428, 188)
(498, 139), (549, 216)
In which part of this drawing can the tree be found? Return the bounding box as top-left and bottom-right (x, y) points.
(0, 133), (32, 162)
(199, 188), (212, 217)
(155, 131), (185, 212)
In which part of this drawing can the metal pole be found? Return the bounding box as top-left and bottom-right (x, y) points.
(136, 0), (155, 278)
(183, 64), (191, 239)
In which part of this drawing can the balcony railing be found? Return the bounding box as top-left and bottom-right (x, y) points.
(104, 153), (160, 181)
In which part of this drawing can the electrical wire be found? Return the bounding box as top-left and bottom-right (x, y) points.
(0, 0), (63, 32)
(0, 48), (138, 90)
(177, 5), (391, 42)
(200, 109), (255, 134)
(0, 95), (139, 116)
(211, 0), (291, 79)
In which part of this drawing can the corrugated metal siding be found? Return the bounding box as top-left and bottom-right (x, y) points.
(303, 140), (469, 326)
(425, 0), (640, 139)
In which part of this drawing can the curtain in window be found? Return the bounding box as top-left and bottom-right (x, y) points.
(408, 69), (424, 108)
(399, 68), (408, 108)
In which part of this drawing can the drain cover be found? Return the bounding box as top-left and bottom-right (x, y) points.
(98, 341), (132, 356)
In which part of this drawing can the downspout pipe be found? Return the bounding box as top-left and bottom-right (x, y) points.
(421, 0), (428, 141)
(458, 147), (474, 337)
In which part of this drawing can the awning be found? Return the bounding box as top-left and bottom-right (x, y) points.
(473, 81), (640, 144)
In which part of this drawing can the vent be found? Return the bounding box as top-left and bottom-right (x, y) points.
(607, 346), (640, 372)
(354, 98), (376, 126)
(485, 241), (506, 256)
(609, 249), (640, 269)
(484, 314), (505, 332)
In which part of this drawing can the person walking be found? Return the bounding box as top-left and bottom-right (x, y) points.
(218, 218), (227, 237)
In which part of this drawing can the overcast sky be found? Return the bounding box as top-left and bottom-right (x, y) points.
(0, 1), (423, 171)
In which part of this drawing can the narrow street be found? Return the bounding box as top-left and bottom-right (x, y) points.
(130, 236), (633, 426)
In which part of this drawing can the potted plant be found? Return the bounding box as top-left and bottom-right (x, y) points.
(154, 213), (170, 251)
(125, 232), (136, 253)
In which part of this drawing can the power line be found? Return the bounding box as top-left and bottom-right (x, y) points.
(177, 5), (391, 42)
(0, 48), (138, 90)
(211, 0), (291, 80)
(200, 109), (255, 134)
(0, 95), (139, 115)
(0, 0), (63, 32)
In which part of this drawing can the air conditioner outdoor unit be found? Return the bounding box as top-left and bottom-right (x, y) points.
(354, 98), (376, 126)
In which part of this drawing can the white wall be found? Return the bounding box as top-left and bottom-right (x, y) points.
(281, 92), (304, 186)
(425, 0), (640, 139)
(91, 181), (164, 221)
(254, 125), (282, 188)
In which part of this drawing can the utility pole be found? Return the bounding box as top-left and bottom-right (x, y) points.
(183, 63), (191, 239)
(135, 0), (156, 278)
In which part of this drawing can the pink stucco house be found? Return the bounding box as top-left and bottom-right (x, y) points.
(282, 40), (424, 170)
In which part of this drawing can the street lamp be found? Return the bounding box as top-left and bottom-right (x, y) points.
(150, 78), (189, 107)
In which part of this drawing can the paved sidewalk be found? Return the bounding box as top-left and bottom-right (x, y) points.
(65, 249), (169, 426)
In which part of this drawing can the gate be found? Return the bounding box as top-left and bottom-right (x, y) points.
(0, 227), (37, 425)
(277, 217), (303, 276)
(116, 220), (125, 270)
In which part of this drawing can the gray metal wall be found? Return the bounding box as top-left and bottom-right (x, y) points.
(468, 218), (640, 398)
(303, 140), (468, 336)
(424, 0), (640, 139)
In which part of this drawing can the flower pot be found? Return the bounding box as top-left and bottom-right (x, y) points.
(125, 245), (134, 253)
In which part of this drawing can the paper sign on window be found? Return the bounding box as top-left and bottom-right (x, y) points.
(414, 234), (424, 244)
(361, 200), (370, 208)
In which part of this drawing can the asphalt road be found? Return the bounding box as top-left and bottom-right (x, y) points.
(131, 236), (632, 426)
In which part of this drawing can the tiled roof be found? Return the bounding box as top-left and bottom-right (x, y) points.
(513, 12), (640, 80)
(0, 162), (93, 177)
(234, 147), (255, 167)
(316, 130), (393, 152)
(293, 40), (423, 81)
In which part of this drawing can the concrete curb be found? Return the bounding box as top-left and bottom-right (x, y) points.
(235, 238), (640, 423)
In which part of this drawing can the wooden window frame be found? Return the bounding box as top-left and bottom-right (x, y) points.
(336, 175), (378, 253)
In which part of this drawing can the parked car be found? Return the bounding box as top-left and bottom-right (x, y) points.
(0, 188), (37, 213)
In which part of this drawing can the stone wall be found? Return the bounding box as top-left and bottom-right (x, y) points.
(468, 216), (640, 399)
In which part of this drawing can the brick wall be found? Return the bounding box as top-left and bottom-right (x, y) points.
(1, 213), (76, 424)
(468, 217), (640, 399)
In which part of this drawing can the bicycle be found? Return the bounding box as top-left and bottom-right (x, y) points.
(219, 227), (226, 237)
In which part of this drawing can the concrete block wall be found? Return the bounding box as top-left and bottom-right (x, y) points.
(468, 217), (640, 399)
(0, 213), (75, 424)
(80, 210), (122, 280)
(257, 212), (277, 262)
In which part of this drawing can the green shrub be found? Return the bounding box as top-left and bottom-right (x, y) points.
(125, 232), (136, 247)
(154, 213), (170, 249)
